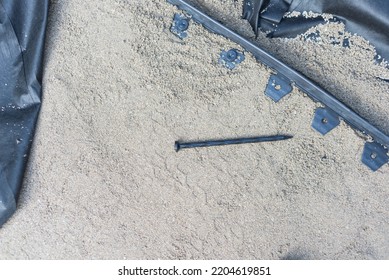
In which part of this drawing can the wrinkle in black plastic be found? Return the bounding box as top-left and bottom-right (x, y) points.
(0, 0), (49, 226)
(243, 0), (389, 62)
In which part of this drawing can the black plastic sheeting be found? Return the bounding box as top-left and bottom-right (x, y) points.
(243, 0), (389, 62)
(0, 0), (49, 226)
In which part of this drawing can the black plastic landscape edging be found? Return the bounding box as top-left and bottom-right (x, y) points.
(167, 0), (389, 171)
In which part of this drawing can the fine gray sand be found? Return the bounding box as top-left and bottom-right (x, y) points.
(0, 0), (388, 259)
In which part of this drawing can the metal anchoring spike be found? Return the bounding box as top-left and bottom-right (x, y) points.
(175, 135), (293, 152)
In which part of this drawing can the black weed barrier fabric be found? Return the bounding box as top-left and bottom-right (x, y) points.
(243, 0), (389, 62)
(0, 0), (49, 226)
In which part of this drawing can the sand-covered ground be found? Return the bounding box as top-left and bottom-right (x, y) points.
(0, 0), (388, 259)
